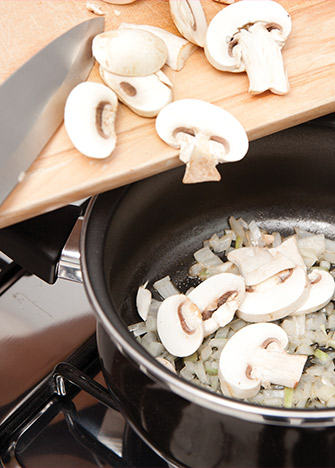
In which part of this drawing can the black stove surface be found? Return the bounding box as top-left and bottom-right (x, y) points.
(0, 257), (168, 468)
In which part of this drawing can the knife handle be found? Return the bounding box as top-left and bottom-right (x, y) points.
(0, 205), (81, 284)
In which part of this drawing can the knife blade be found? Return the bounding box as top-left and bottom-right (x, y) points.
(0, 16), (104, 205)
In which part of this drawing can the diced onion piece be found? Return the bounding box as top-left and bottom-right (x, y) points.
(153, 275), (180, 299)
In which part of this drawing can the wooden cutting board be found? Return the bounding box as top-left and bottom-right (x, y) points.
(0, 0), (334, 228)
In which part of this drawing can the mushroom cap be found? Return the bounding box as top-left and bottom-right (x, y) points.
(118, 22), (198, 71)
(157, 294), (204, 357)
(188, 272), (245, 332)
(169, 0), (208, 47)
(293, 269), (335, 316)
(237, 266), (309, 322)
(205, 0), (291, 72)
(64, 81), (118, 159)
(219, 323), (304, 398)
(100, 66), (172, 118)
(92, 28), (168, 76)
(155, 99), (249, 163)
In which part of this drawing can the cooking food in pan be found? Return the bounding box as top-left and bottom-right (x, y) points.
(130, 217), (335, 409)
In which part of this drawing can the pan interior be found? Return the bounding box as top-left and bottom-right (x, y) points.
(84, 122), (335, 333)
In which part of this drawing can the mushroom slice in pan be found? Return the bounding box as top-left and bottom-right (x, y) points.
(118, 22), (198, 71)
(219, 323), (307, 399)
(64, 81), (118, 159)
(293, 269), (335, 316)
(136, 281), (152, 320)
(157, 294), (204, 357)
(92, 28), (168, 76)
(270, 236), (307, 271)
(169, 0), (208, 47)
(237, 266), (309, 322)
(188, 273), (245, 336)
(227, 246), (296, 286)
(155, 99), (248, 184)
(205, 0), (291, 94)
(100, 66), (172, 117)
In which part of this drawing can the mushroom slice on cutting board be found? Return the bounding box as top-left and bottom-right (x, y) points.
(92, 28), (168, 76)
(237, 266), (309, 322)
(118, 22), (198, 71)
(293, 269), (335, 316)
(100, 66), (172, 117)
(157, 294), (204, 357)
(155, 99), (248, 184)
(205, 0), (291, 94)
(219, 323), (307, 399)
(169, 0), (208, 47)
(64, 81), (118, 159)
(188, 273), (245, 336)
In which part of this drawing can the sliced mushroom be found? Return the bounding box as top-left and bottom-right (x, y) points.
(136, 281), (152, 320)
(227, 246), (296, 286)
(100, 66), (172, 117)
(293, 269), (335, 316)
(271, 236), (307, 271)
(188, 272), (245, 336)
(155, 99), (248, 184)
(92, 28), (168, 76)
(118, 22), (198, 71)
(219, 323), (307, 398)
(64, 81), (118, 159)
(156, 356), (177, 373)
(237, 266), (309, 322)
(169, 0), (208, 47)
(205, 0), (291, 94)
(157, 294), (204, 357)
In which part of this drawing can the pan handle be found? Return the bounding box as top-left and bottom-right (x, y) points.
(0, 204), (82, 284)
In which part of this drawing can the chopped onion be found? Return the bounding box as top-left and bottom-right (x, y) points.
(128, 218), (335, 409)
(193, 246), (223, 267)
(153, 275), (179, 299)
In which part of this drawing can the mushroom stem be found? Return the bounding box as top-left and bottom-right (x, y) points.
(179, 135), (221, 183)
(233, 22), (289, 95)
(251, 343), (307, 389)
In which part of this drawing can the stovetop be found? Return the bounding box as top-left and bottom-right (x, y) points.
(0, 255), (168, 468)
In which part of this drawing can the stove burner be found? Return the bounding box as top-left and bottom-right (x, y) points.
(0, 335), (168, 468)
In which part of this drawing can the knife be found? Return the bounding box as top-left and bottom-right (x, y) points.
(0, 17), (104, 206)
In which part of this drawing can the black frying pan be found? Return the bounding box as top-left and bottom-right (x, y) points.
(1, 116), (335, 467)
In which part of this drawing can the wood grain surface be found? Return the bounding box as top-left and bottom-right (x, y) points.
(0, 0), (334, 228)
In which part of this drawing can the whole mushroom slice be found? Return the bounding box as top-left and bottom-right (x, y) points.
(155, 99), (248, 184)
(205, 0), (292, 95)
(219, 323), (307, 399)
(237, 266), (309, 322)
(169, 0), (208, 47)
(293, 269), (335, 316)
(188, 272), (245, 336)
(118, 22), (198, 71)
(227, 246), (296, 286)
(64, 81), (118, 159)
(157, 294), (204, 357)
(92, 28), (168, 76)
(100, 66), (172, 117)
